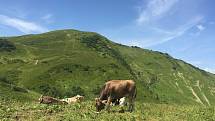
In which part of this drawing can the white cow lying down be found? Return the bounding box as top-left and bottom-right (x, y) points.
(60, 95), (84, 104)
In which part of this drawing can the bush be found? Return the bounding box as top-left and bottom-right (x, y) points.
(0, 39), (16, 52)
(0, 76), (12, 84)
(37, 84), (61, 97)
(148, 75), (159, 86)
(64, 86), (85, 97)
(11, 85), (28, 93)
(91, 85), (101, 96)
(5, 70), (22, 83)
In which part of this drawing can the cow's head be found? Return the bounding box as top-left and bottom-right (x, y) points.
(95, 98), (107, 112)
(76, 95), (84, 102)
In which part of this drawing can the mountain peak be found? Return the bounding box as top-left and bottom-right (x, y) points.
(1, 29), (215, 106)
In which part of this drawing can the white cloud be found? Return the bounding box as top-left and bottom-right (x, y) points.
(137, 0), (179, 25)
(41, 14), (54, 24)
(131, 0), (204, 47)
(183, 60), (215, 74)
(196, 24), (205, 31)
(204, 68), (215, 74)
(134, 15), (204, 47)
(102, 0), (204, 48)
(187, 60), (202, 66)
(0, 14), (48, 34)
(42, 14), (52, 20)
(105, 15), (204, 48)
(129, 40), (142, 47)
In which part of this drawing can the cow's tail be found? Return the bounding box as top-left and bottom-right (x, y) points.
(133, 85), (137, 99)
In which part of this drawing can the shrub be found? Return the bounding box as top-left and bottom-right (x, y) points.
(64, 86), (85, 97)
(91, 85), (102, 96)
(0, 76), (12, 84)
(0, 39), (16, 52)
(37, 84), (61, 97)
(11, 85), (28, 93)
(148, 75), (159, 86)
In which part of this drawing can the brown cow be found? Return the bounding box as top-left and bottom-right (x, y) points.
(39, 95), (67, 104)
(95, 80), (136, 112)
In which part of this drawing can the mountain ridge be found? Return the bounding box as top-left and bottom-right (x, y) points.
(0, 29), (215, 106)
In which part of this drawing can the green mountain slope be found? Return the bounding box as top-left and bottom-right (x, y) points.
(0, 29), (215, 105)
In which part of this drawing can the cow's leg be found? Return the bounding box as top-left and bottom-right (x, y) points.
(128, 97), (132, 112)
(128, 87), (136, 112)
(105, 96), (112, 112)
(119, 104), (125, 113)
(128, 97), (135, 112)
(131, 99), (135, 112)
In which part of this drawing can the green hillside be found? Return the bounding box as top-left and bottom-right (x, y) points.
(1, 101), (215, 121)
(0, 29), (215, 106)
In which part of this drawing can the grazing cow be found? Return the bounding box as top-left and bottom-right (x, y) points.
(60, 95), (84, 104)
(111, 99), (120, 106)
(38, 95), (67, 104)
(95, 80), (136, 112)
(103, 97), (127, 107)
(119, 97), (127, 106)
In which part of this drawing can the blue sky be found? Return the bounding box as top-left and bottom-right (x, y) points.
(0, 0), (214, 73)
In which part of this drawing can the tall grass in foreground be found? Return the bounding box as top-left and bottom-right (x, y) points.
(0, 101), (215, 121)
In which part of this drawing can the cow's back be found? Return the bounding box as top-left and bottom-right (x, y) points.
(40, 96), (59, 104)
(104, 80), (135, 99)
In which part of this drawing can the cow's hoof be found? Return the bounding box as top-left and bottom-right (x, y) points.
(129, 110), (133, 113)
(119, 109), (125, 113)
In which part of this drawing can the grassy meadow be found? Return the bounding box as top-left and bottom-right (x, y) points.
(1, 100), (215, 121)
